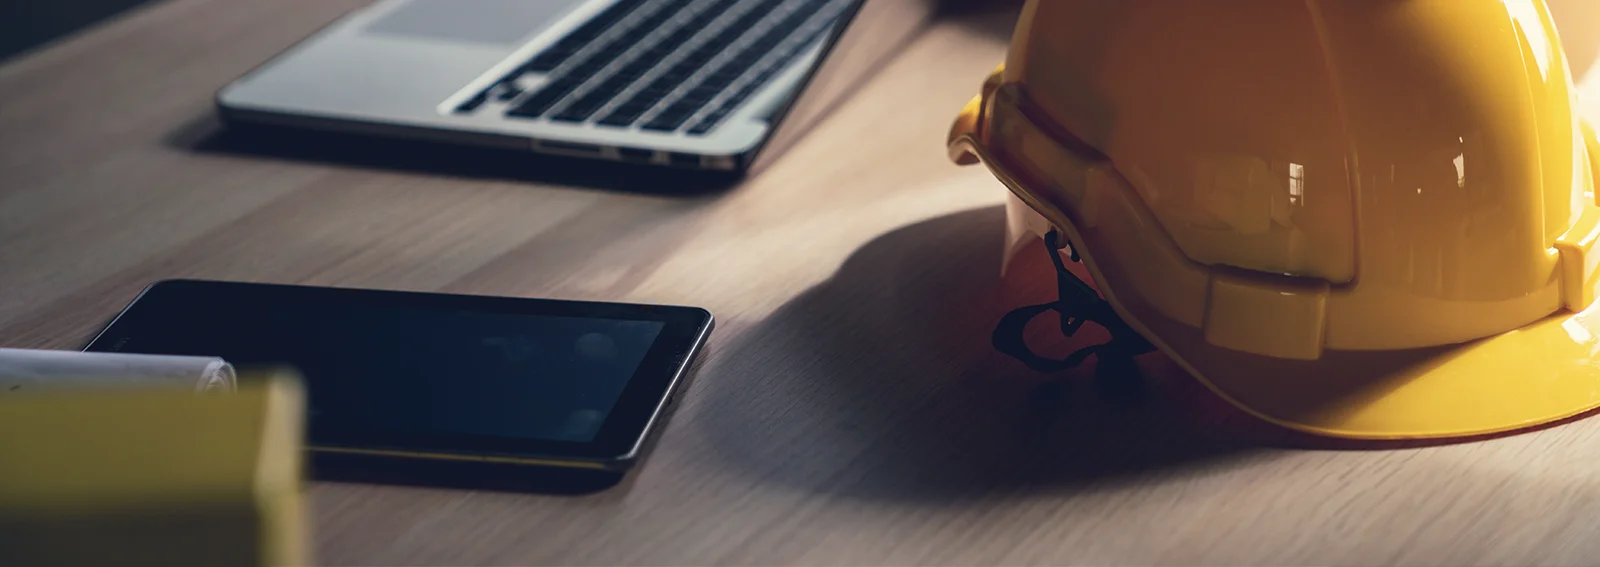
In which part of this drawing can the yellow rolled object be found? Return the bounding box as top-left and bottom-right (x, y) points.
(0, 348), (237, 394)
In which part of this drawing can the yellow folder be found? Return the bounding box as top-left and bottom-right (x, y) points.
(0, 371), (309, 567)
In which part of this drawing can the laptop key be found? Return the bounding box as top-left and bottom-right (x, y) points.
(689, 2), (844, 134)
(493, 83), (524, 101)
(613, 0), (788, 130)
(551, 0), (698, 122)
(508, 0), (837, 130)
(594, 0), (745, 127)
(508, 0), (675, 118)
(522, 0), (652, 73)
(642, 0), (822, 132)
(454, 91), (490, 114)
(507, 76), (584, 118)
(644, 108), (697, 131)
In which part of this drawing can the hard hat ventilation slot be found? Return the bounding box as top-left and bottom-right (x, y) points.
(992, 230), (1155, 395)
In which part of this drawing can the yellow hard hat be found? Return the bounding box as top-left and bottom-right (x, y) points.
(950, 0), (1600, 440)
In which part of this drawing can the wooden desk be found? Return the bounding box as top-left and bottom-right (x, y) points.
(5, 1), (1600, 564)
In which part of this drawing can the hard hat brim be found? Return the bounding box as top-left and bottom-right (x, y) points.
(1135, 280), (1600, 440)
(953, 110), (1600, 441)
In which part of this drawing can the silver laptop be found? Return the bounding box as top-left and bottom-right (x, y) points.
(216, 0), (935, 174)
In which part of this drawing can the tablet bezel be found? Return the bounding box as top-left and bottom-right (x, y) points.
(84, 278), (714, 467)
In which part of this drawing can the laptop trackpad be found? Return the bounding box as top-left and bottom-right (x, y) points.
(364, 0), (587, 46)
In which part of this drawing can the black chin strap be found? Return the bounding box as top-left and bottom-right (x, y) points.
(992, 230), (1155, 375)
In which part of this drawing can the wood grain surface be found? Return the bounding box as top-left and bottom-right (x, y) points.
(6, 1), (1600, 565)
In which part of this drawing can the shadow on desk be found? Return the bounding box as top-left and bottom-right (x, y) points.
(697, 205), (1600, 505)
(165, 115), (743, 196)
(697, 206), (1274, 504)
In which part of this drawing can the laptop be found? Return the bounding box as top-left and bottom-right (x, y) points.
(216, 0), (936, 175)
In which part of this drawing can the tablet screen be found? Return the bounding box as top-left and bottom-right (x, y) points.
(307, 305), (664, 443)
(85, 279), (711, 459)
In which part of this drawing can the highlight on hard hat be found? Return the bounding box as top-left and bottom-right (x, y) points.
(950, 0), (1600, 441)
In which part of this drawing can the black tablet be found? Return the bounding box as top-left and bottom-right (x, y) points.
(84, 279), (713, 471)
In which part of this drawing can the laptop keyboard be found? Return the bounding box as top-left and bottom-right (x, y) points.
(455, 0), (852, 137)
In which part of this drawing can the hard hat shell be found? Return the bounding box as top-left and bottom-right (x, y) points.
(950, 0), (1600, 440)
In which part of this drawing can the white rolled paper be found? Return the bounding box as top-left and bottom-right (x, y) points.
(0, 348), (237, 394)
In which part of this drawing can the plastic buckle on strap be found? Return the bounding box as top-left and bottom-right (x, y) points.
(991, 231), (1155, 387)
